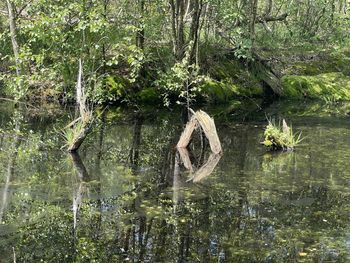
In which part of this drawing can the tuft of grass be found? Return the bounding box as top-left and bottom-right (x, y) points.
(262, 118), (303, 151)
(60, 111), (93, 150)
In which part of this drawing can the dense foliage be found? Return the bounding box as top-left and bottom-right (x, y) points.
(1, 0), (350, 105)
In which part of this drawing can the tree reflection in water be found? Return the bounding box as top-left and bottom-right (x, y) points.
(0, 106), (349, 262)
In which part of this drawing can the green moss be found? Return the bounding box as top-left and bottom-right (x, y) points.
(288, 61), (332, 76)
(210, 61), (243, 79)
(281, 72), (350, 101)
(200, 80), (233, 102)
(199, 79), (263, 103)
(207, 59), (264, 96)
(281, 46), (350, 77)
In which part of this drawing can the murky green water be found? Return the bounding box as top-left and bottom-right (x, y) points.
(1, 102), (350, 262)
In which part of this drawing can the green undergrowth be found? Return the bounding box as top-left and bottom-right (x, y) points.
(283, 51), (350, 76)
(189, 57), (265, 104)
(199, 79), (263, 103)
(281, 72), (350, 101)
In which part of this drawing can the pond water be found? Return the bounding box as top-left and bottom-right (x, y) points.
(1, 102), (350, 262)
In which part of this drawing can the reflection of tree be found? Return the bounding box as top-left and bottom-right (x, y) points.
(2, 111), (350, 262)
(0, 111), (22, 223)
(185, 151), (222, 183)
(173, 151), (183, 208)
(92, 113), (105, 240)
(70, 152), (90, 230)
(129, 115), (143, 169)
(0, 135), (20, 223)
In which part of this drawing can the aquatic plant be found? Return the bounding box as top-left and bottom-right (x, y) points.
(262, 118), (302, 151)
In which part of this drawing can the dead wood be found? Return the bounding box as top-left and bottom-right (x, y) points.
(66, 59), (93, 152)
(177, 110), (222, 154)
(176, 115), (198, 148)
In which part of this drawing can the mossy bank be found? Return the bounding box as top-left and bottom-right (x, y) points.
(281, 72), (350, 101)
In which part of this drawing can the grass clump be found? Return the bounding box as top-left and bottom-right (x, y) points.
(61, 111), (93, 151)
(262, 118), (302, 151)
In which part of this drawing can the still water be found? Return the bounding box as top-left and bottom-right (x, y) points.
(1, 102), (350, 262)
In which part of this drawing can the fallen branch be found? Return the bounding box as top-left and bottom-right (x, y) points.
(257, 13), (288, 24)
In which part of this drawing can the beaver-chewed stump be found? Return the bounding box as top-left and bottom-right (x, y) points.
(177, 110), (222, 154)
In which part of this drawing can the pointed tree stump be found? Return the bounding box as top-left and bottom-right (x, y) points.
(177, 110), (222, 154)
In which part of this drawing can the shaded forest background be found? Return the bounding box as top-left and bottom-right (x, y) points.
(1, 0), (350, 106)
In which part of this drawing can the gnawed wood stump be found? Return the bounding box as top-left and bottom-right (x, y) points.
(176, 110), (222, 182)
(177, 110), (222, 154)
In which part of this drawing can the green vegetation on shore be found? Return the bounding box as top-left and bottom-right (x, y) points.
(1, 0), (350, 107)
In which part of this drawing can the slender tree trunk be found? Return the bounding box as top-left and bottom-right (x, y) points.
(102, 0), (109, 76)
(170, 0), (187, 60)
(264, 0), (272, 16)
(67, 59), (92, 152)
(330, 0), (335, 25)
(136, 0), (145, 50)
(189, 0), (203, 65)
(136, 0), (146, 82)
(6, 0), (21, 76)
(139, 219), (153, 261)
(250, 0), (259, 51)
(170, 0), (178, 57)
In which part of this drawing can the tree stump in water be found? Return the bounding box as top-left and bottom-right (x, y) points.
(177, 110), (222, 154)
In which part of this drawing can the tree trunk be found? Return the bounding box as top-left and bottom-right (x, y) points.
(249, 54), (283, 96)
(6, 0), (21, 76)
(136, 0), (146, 82)
(189, 0), (203, 65)
(67, 59), (93, 152)
(136, 0), (145, 50)
(264, 0), (272, 16)
(250, 0), (259, 51)
(170, 0), (187, 60)
(102, 0), (109, 76)
(330, 0), (335, 25)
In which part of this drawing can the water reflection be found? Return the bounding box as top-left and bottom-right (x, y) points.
(70, 152), (90, 230)
(0, 103), (349, 262)
(176, 147), (222, 183)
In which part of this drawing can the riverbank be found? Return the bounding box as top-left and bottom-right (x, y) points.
(2, 43), (350, 112)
